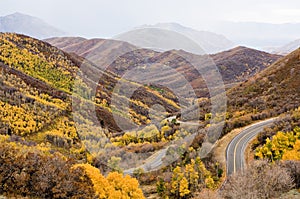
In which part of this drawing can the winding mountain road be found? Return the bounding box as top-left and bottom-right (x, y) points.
(124, 117), (277, 176)
(124, 148), (168, 175)
(124, 117), (200, 175)
(226, 118), (277, 176)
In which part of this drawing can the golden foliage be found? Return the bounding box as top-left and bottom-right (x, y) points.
(164, 157), (215, 198)
(74, 164), (145, 199)
(255, 127), (300, 161)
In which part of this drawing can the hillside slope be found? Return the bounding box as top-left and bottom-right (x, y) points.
(44, 37), (137, 71)
(46, 37), (281, 98)
(0, 33), (180, 139)
(224, 48), (300, 133)
(211, 46), (282, 84)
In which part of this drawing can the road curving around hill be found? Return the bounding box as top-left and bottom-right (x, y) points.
(226, 118), (278, 176)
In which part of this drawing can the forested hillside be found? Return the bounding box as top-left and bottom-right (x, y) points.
(0, 33), (182, 198)
(222, 48), (300, 134)
(46, 37), (281, 97)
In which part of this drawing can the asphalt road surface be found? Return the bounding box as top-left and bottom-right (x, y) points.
(226, 118), (277, 176)
(124, 148), (168, 175)
(124, 117), (200, 175)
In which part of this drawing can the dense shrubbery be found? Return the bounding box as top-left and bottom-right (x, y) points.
(221, 161), (295, 199)
(0, 136), (95, 198)
(0, 135), (145, 198)
(255, 107), (300, 146)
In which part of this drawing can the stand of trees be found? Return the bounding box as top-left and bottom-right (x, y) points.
(0, 135), (144, 198)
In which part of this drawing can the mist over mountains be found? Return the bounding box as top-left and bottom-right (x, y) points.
(1, 12), (299, 54)
(270, 38), (300, 55)
(114, 23), (235, 54)
(210, 21), (300, 49)
(0, 12), (66, 39)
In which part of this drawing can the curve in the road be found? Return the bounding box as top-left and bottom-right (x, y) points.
(226, 118), (277, 176)
(124, 148), (168, 175)
(124, 118), (200, 175)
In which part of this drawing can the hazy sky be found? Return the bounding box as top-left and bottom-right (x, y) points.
(1, 0), (300, 38)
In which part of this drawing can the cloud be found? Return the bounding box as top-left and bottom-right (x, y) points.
(1, 0), (300, 37)
(274, 9), (300, 17)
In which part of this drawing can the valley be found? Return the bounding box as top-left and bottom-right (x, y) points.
(0, 4), (300, 198)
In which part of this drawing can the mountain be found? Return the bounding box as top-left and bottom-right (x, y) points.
(113, 22), (235, 54)
(210, 21), (300, 49)
(107, 46), (281, 98)
(224, 48), (300, 133)
(0, 33), (180, 136)
(44, 37), (137, 70)
(271, 39), (300, 55)
(211, 46), (282, 84)
(0, 12), (66, 39)
(46, 37), (281, 98)
(0, 33), (147, 198)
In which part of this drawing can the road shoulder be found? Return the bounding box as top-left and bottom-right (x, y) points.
(211, 127), (244, 181)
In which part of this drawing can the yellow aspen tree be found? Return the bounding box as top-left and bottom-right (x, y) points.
(171, 166), (184, 197)
(73, 163), (113, 198)
(185, 160), (199, 191)
(179, 177), (190, 197)
(107, 172), (145, 199)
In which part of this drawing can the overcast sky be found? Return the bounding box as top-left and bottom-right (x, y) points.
(1, 0), (300, 38)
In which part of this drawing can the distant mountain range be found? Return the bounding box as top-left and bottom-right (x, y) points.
(210, 21), (300, 49)
(0, 12), (65, 39)
(2, 12), (299, 54)
(0, 13), (235, 54)
(269, 39), (300, 55)
(113, 22), (235, 54)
